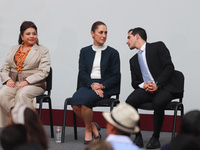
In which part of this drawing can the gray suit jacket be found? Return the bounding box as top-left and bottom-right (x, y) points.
(0, 44), (50, 88)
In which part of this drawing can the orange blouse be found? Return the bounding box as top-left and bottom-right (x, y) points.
(14, 44), (32, 73)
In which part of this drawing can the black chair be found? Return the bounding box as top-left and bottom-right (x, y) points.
(138, 70), (184, 140)
(36, 67), (54, 138)
(61, 73), (120, 143)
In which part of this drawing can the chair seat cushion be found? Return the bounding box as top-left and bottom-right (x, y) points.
(36, 94), (49, 102)
(139, 101), (183, 111)
(94, 98), (119, 107)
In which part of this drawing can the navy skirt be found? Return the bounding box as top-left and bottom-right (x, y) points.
(71, 87), (110, 109)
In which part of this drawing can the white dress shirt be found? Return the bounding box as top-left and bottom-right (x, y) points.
(106, 134), (142, 150)
(91, 44), (107, 79)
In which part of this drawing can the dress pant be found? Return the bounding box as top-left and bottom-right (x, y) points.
(0, 82), (45, 127)
(126, 88), (173, 138)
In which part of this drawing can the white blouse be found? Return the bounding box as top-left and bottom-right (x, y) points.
(90, 44), (107, 79)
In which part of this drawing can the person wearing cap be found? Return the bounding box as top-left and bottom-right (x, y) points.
(103, 103), (142, 150)
(126, 27), (180, 149)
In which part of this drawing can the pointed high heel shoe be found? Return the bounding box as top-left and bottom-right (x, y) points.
(84, 132), (93, 145)
(92, 122), (101, 140)
(94, 132), (101, 140)
(84, 139), (93, 145)
(93, 122), (101, 131)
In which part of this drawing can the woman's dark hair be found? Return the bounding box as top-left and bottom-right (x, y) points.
(91, 21), (106, 32)
(18, 21), (38, 44)
(24, 108), (48, 149)
(128, 27), (147, 41)
(0, 124), (28, 150)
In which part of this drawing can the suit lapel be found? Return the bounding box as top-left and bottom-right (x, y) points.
(11, 45), (20, 68)
(88, 47), (96, 74)
(145, 43), (152, 73)
(24, 44), (38, 66)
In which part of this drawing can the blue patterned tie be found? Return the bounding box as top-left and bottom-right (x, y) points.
(138, 50), (152, 82)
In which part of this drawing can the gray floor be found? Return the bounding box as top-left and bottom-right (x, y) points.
(46, 125), (172, 150)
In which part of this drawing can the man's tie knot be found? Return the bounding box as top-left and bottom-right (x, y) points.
(138, 50), (143, 54)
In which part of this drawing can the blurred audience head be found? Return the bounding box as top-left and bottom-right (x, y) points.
(103, 103), (140, 136)
(10, 102), (48, 149)
(85, 140), (113, 150)
(167, 134), (200, 150)
(179, 110), (200, 138)
(0, 124), (28, 150)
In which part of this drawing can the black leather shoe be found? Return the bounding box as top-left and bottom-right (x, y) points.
(146, 137), (161, 149)
(133, 136), (144, 148)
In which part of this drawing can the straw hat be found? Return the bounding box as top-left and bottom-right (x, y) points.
(11, 102), (30, 124)
(103, 103), (140, 133)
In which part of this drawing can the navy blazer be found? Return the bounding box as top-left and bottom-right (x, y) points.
(130, 41), (180, 93)
(79, 45), (120, 96)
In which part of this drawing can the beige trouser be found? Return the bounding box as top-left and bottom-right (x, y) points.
(0, 82), (45, 127)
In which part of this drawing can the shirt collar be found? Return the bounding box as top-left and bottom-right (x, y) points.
(140, 42), (146, 51)
(106, 134), (133, 144)
(92, 44), (107, 52)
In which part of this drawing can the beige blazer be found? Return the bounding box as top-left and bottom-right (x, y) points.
(0, 44), (51, 89)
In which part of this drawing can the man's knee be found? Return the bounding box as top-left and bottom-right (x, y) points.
(126, 91), (143, 107)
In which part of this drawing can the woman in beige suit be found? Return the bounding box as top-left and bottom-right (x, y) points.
(0, 21), (50, 127)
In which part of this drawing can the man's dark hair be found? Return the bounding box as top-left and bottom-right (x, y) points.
(179, 110), (200, 137)
(128, 27), (147, 41)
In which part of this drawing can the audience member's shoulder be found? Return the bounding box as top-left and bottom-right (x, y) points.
(15, 142), (45, 150)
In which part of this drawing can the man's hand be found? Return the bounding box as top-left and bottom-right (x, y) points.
(143, 82), (150, 90)
(6, 79), (15, 88)
(144, 82), (158, 93)
(147, 83), (158, 93)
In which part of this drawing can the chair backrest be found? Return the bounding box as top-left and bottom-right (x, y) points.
(45, 67), (52, 95)
(171, 70), (184, 103)
(76, 72), (121, 98)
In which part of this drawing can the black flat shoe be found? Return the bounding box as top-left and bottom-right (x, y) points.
(84, 139), (92, 145)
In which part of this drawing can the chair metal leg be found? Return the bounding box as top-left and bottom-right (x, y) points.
(73, 112), (77, 140)
(110, 100), (120, 111)
(48, 98), (54, 138)
(38, 100), (43, 119)
(61, 99), (68, 143)
(171, 103), (183, 140)
(181, 105), (184, 117)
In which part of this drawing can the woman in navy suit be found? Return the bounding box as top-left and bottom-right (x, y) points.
(71, 21), (120, 144)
